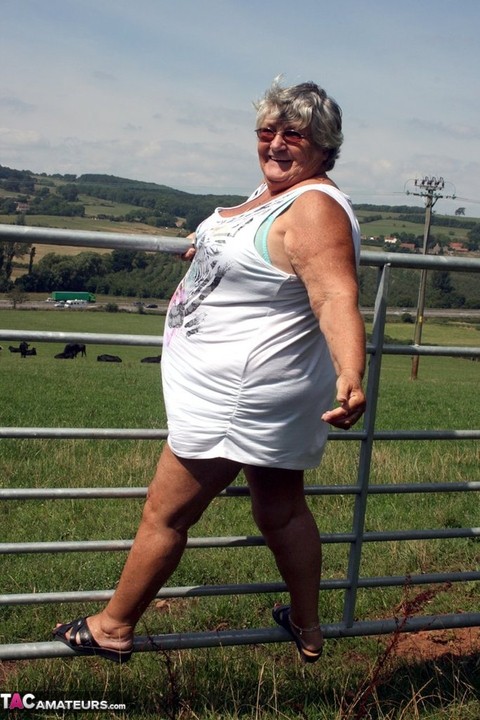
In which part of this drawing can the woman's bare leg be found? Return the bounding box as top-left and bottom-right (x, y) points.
(245, 466), (323, 653)
(59, 445), (242, 651)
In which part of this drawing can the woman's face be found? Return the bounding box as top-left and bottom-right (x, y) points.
(257, 116), (327, 194)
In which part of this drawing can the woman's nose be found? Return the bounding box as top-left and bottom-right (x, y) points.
(269, 131), (287, 149)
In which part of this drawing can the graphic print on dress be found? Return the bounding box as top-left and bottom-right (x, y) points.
(164, 236), (230, 345)
(164, 189), (304, 346)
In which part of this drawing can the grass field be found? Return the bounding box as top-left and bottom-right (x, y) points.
(1, 309), (479, 719)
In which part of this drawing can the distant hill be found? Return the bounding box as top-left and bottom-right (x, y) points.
(1, 164), (480, 308)
(0, 165), (247, 233)
(1, 163), (479, 238)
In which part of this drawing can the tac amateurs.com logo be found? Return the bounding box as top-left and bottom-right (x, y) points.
(0, 692), (126, 711)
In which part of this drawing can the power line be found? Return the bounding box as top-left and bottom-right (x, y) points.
(453, 195), (480, 206)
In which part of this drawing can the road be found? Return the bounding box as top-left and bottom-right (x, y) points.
(0, 300), (479, 319)
(0, 300), (169, 313)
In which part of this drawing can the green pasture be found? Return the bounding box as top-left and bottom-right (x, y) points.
(361, 218), (463, 242)
(79, 194), (145, 218)
(1, 310), (479, 719)
(355, 211), (470, 242)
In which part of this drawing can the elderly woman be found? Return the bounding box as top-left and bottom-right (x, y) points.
(54, 78), (366, 664)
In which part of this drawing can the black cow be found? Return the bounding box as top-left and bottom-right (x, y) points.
(19, 341), (29, 357)
(9, 343), (28, 354)
(55, 352), (74, 359)
(97, 354), (122, 363)
(140, 355), (162, 364)
(9, 343), (35, 356)
(63, 343), (87, 358)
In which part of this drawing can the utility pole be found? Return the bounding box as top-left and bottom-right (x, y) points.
(406, 177), (447, 380)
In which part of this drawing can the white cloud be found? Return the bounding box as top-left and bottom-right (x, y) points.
(0, 0), (479, 211)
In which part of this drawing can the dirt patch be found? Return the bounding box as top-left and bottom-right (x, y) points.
(0, 660), (20, 685)
(392, 626), (480, 662)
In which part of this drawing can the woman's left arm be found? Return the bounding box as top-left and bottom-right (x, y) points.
(285, 191), (366, 429)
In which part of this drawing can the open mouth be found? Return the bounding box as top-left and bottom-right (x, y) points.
(269, 156), (291, 164)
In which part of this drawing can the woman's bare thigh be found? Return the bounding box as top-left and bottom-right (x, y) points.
(145, 445), (243, 531)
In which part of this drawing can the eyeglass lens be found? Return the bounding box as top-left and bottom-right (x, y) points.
(256, 128), (305, 144)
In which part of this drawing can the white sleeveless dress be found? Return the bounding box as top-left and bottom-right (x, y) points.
(161, 183), (361, 469)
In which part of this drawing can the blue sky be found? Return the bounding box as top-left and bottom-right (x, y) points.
(1, 0), (479, 214)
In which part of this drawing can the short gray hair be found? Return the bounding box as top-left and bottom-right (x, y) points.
(254, 77), (343, 171)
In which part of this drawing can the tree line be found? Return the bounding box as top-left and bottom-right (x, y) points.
(7, 247), (477, 308)
(17, 249), (186, 300)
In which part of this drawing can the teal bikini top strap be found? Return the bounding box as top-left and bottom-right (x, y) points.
(254, 200), (294, 265)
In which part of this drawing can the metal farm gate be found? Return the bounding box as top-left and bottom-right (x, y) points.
(0, 224), (479, 661)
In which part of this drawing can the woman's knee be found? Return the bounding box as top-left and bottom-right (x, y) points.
(143, 447), (241, 534)
(246, 465), (307, 534)
(142, 483), (205, 536)
(251, 491), (310, 536)
(252, 507), (289, 537)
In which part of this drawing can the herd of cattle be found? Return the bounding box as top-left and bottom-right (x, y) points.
(2, 343), (161, 364)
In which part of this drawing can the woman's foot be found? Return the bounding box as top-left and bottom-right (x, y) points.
(272, 604), (323, 664)
(53, 614), (134, 663)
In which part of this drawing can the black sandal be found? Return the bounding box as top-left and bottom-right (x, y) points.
(53, 617), (133, 664)
(272, 604), (323, 664)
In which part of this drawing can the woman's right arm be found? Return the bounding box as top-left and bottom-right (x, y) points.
(182, 233), (196, 261)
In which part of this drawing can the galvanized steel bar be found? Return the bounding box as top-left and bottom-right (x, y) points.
(0, 329), (163, 346)
(1, 612), (479, 660)
(0, 536), (263, 554)
(3, 330), (479, 359)
(4, 527), (477, 555)
(1, 427), (479, 440)
(2, 480), (479, 500)
(360, 250), (480, 272)
(380, 343), (480, 357)
(367, 480), (480, 493)
(328, 429), (480, 440)
(1, 487), (150, 499)
(365, 430), (480, 440)
(0, 222), (192, 254)
(2, 571), (479, 607)
(0, 427), (168, 439)
(2, 223), (480, 271)
(343, 264), (390, 627)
